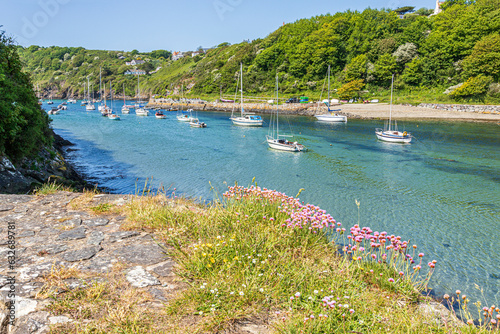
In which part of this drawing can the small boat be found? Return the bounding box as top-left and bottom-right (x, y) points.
(189, 117), (207, 128)
(47, 107), (59, 115)
(314, 65), (347, 123)
(375, 74), (411, 144)
(61, 102), (67, 105)
(108, 113), (120, 120)
(266, 74), (305, 152)
(155, 111), (167, 119)
(230, 63), (263, 127)
(85, 77), (96, 110)
(176, 111), (192, 122)
(67, 98), (76, 104)
(136, 107), (148, 116)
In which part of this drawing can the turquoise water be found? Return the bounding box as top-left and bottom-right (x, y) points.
(48, 100), (500, 304)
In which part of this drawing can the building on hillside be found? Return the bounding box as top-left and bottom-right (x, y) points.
(172, 51), (184, 61)
(124, 69), (146, 75)
(191, 51), (202, 57)
(125, 59), (145, 66)
(433, 0), (444, 15)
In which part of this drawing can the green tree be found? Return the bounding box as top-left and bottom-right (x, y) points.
(0, 30), (52, 161)
(374, 54), (397, 86)
(400, 57), (422, 85)
(344, 54), (368, 82)
(462, 33), (500, 81)
(337, 79), (365, 100)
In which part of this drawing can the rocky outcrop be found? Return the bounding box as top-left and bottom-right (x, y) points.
(418, 103), (500, 114)
(0, 133), (85, 194)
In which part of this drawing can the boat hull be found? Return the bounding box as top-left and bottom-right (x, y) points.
(135, 108), (148, 116)
(266, 136), (305, 152)
(177, 115), (191, 122)
(375, 129), (412, 143)
(314, 114), (347, 122)
(230, 117), (263, 127)
(121, 108), (130, 114)
(155, 115), (167, 119)
(86, 105), (96, 111)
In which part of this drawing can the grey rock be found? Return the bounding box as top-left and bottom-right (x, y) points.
(18, 230), (36, 238)
(82, 218), (109, 227)
(36, 243), (68, 255)
(148, 287), (168, 302)
(57, 226), (86, 241)
(19, 261), (66, 280)
(15, 297), (38, 318)
(11, 310), (49, 334)
(38, 227), (60, 236)
(77, 256), (114, 273)
(87, 231), (104, 246)
(0, 204), (14, 212)
(60, 218), (81, 228)
(126, 266), (160, 288)
(108, 231), (140, 243)
(62, 246), (102, 262)
(113, 243), (166, 265)
(148, 260), (174, 277)
(49, 315), (71, 325)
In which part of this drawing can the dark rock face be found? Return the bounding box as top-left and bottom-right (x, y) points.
(0, 131), (86, 194)
(57, 226), (87, 241)
(62, 246), (103, 262)
(113, 244), (166, 265)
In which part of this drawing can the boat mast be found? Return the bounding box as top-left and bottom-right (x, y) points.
(240, 63), (243, 116)
(99, 67), (102, 102)
(327, 65), (330, 109)
(110, 81), (113, 110)
(389, 73), (394, 131)
(123, 83), (126, 104)
(275, 73), (279, 138)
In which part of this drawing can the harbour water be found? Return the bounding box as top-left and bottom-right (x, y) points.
(49, 101), (500, 305)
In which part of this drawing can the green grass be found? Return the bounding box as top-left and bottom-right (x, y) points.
(33, 180), (74, 196)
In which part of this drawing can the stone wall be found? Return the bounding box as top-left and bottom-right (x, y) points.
(418, 103), (500, 114)
(147, 100), (335, 116)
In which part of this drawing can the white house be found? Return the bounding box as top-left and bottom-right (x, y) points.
(124, 69), (146, 75)
(172, 52), (184, 61)
(125, 59), (145, 66)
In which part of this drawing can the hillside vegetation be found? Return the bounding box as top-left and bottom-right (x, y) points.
(18, 0), (500, 104)
(0, 29), (51, 162)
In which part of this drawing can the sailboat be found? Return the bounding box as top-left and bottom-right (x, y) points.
(98, 67), (105, 112)
(266, 74), (305, 152)
(314, 65), (347, 122)
(121, 83), (130, 114)
(176, 85), (191, 122)
(100, 82), (112, 116)
(107, 82), (120, 120)
(47, 92), (53, 105)
(229, 63), (263, 126)
(135, 74), (148, 116)
(86, 77), (96, 110)
(375, 74), (411, 143)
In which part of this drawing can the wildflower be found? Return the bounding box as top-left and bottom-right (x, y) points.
(210, 307), (215, 311)
(210, 290), (215, 293)
(295, 292), (301, 297)
(200, 285), (205, 289)
(239, 291), (244, 296)
(199, 311), (203, 315)
(467, 319), (474, 325)
(314, 290), (319, 294)
(418, 253), (424, 257)
(349, 309), (355, 314)
(443, 294), (450, 300)
(399, 271), (404, 276)
(230, 291), (234, 295)
(456, 290), (461, 295)
(210, 258), (215, 263)
(308, 296), (313, 300)
(388, 278), (395, 283)
(259, 288), (264, 292)
(290, 296), (294, 300)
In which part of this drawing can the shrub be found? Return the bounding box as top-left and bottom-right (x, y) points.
(448, 75), (493, 100)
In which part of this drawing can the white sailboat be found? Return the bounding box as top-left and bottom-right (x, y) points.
(135, 74), (148, 116)
(375, 74), (411, 143)
(121, 83), (130, 114)
(229, 63), (263, 126)
(176, 85), (191, 122)
(189, 110), (207, 127)
(107, 81), (120, 120)
(266, 74), (305, 152)
(100, 82), (112, 117)
(98, 68), (105, 112)
(86, 77), (96, 111)
(314, 65), (347, 122)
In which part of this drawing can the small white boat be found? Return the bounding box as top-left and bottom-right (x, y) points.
(136, 107), (148, 116)
(122, 106), (130, 114)
(108, 113), (120, 120)
(230, 63), (263, 127)
(266, 74), (305, 152)
(58, 104), (67, 110)
(86, 104), (95, 111)
(121, 84), (129, 114)
(375, 74), (411, 144)
(47, 107), (59, 115)
(67, 98), (76, 104)
(314, 65), (347, 123)
(189, 118), (207, 128)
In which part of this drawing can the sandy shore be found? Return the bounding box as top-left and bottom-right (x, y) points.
(339, 103), (500, 122)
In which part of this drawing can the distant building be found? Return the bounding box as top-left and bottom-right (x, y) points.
(433, 0), (444, 15)
(118, 56), (126, 60)
(191, 51), (202, 57)
(125, 59), (145, 66)
(172, 51), (184, 61)
(124, 69), (146, 75)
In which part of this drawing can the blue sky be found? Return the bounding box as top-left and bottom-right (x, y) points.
(1, 0), (435, 52)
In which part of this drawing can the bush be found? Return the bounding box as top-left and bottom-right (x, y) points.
(448, 75), (493, 100)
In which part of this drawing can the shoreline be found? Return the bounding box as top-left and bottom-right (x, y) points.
(146, 101), (500, 123)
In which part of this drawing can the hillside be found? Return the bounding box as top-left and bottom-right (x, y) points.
(18, 0), (500, 104)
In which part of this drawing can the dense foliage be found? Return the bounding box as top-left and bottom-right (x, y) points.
(18, 0), (500, 103)
(0, 29), (52, 161)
